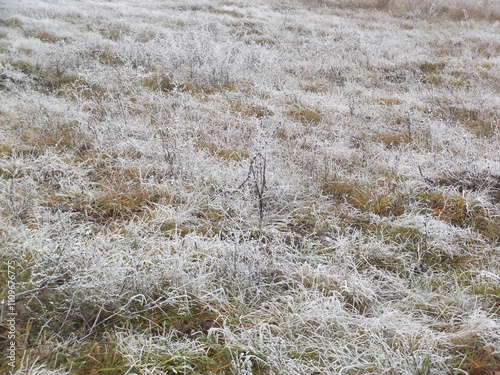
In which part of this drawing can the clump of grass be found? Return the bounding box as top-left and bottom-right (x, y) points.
(210, 8), (244, 18)
(475, 42), (500, 59)
(46, 74), (82, 93)
(420, 190), (500, 241)
(18, 339), (129, 375)
(18, 119), (92, 156)
(159, 209), (223, 237)
(378, 97), (403, 106)
(319, 67), (346, 86)
(34, 31), (65, 43)
(427, 99), (498, 137)
(142, 74), (176, 93)
(48, 185), (170, 224)
(89, 50), (124, 66)
(5, 59), (101, 98)
(447, 332), (500, 374)
(230, 101), (274, 118)
(432, 172), (500, 199)
(195, 140), (249, 162)
(42, 162), (174, 224)
(0, 18), (22, 28)
(141, 302), (222, 337)
(7, 60), (38, 76)
(418, 61), (446, 75)
(375, 131), (411, 149)
(142, 73), (235, 96)
(99, 25), (130, 41)
(418, 62), (445, 85)
(301, 82), (328, 93)
(286, 214), (327, 237)
(134, 29), (156, 43)
(288, 106), (322, 125)
(465, 116), (498, 138)
(0, 144), (14, 156)
(323, 180), (406, 217)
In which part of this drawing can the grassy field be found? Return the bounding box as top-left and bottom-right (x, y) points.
(1, 0), (499, 373)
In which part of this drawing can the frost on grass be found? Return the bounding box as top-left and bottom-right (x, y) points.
(1, 0), (500, 373)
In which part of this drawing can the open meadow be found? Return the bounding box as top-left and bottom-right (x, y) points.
(1, 0), (500, 373)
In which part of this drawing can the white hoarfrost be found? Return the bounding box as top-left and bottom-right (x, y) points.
(1, 0), (499, 374)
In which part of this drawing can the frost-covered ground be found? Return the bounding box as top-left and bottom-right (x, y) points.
(1, 0), (500, 373)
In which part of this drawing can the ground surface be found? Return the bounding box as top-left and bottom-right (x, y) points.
(1, 0), (500, 374)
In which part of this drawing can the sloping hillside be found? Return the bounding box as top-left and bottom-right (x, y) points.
(1, 0), (499, 373)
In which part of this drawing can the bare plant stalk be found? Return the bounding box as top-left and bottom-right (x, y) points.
(406, 108), (414, 144)
(152, 115), (177, 173)
(348, 95), (356, 116)
(239, 152), (267, 227)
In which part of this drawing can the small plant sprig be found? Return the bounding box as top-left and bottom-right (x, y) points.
(152, 115), (178, 175)
(239, 152), (267, 227)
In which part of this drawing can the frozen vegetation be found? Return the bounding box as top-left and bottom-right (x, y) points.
(0, 0), (500, 373)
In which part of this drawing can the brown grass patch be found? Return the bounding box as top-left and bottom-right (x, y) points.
(475, 42), (500, 59)
(9, 290), (243, 374)
(99, 25), (130, 41)
(47, 185), (170, 224)
(399, 23), (413, 30)
(0, 144), (14, 157)
(34, 31), (65, 43)
(378, 97), (403, 106)
(448, 333), (500, 375)
(418, 62), (446, 74)
(0, 18), (22, 28)
(430, 101), (498, 137)
(465, 117), (498, 138)
(230, 101), (274, 118)
(432, 172), (500, 204)
(143, 73), (236, 96)
(19, 119), (93, 156)
(135, 30), (156, 43)
(422, 190), (500, 241)
(195, 140), (249, 162)
(288, 106), (322, 125)
(375, 131), (411, 149)
(142, 74), (176, 93)
(210, 8), (244, 18)
(323, 180), (406, 217)
(301, 82), (328, 93)
(42, 164), (173, 224)
(5, 59), (107, 99)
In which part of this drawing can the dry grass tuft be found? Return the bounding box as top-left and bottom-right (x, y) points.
(377, 97), (403, 106)
(19, 120), (93, 155)
(230, 101), (274, 118)
(195, 140), (249, 162)
(323, 180), (406, 217)
(422, 190), (500, 241)
(375, 131), (411, 149)
(288, 106), (323, 125)
(46, 186), (169, 224)
(142, 74), (236, 96)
